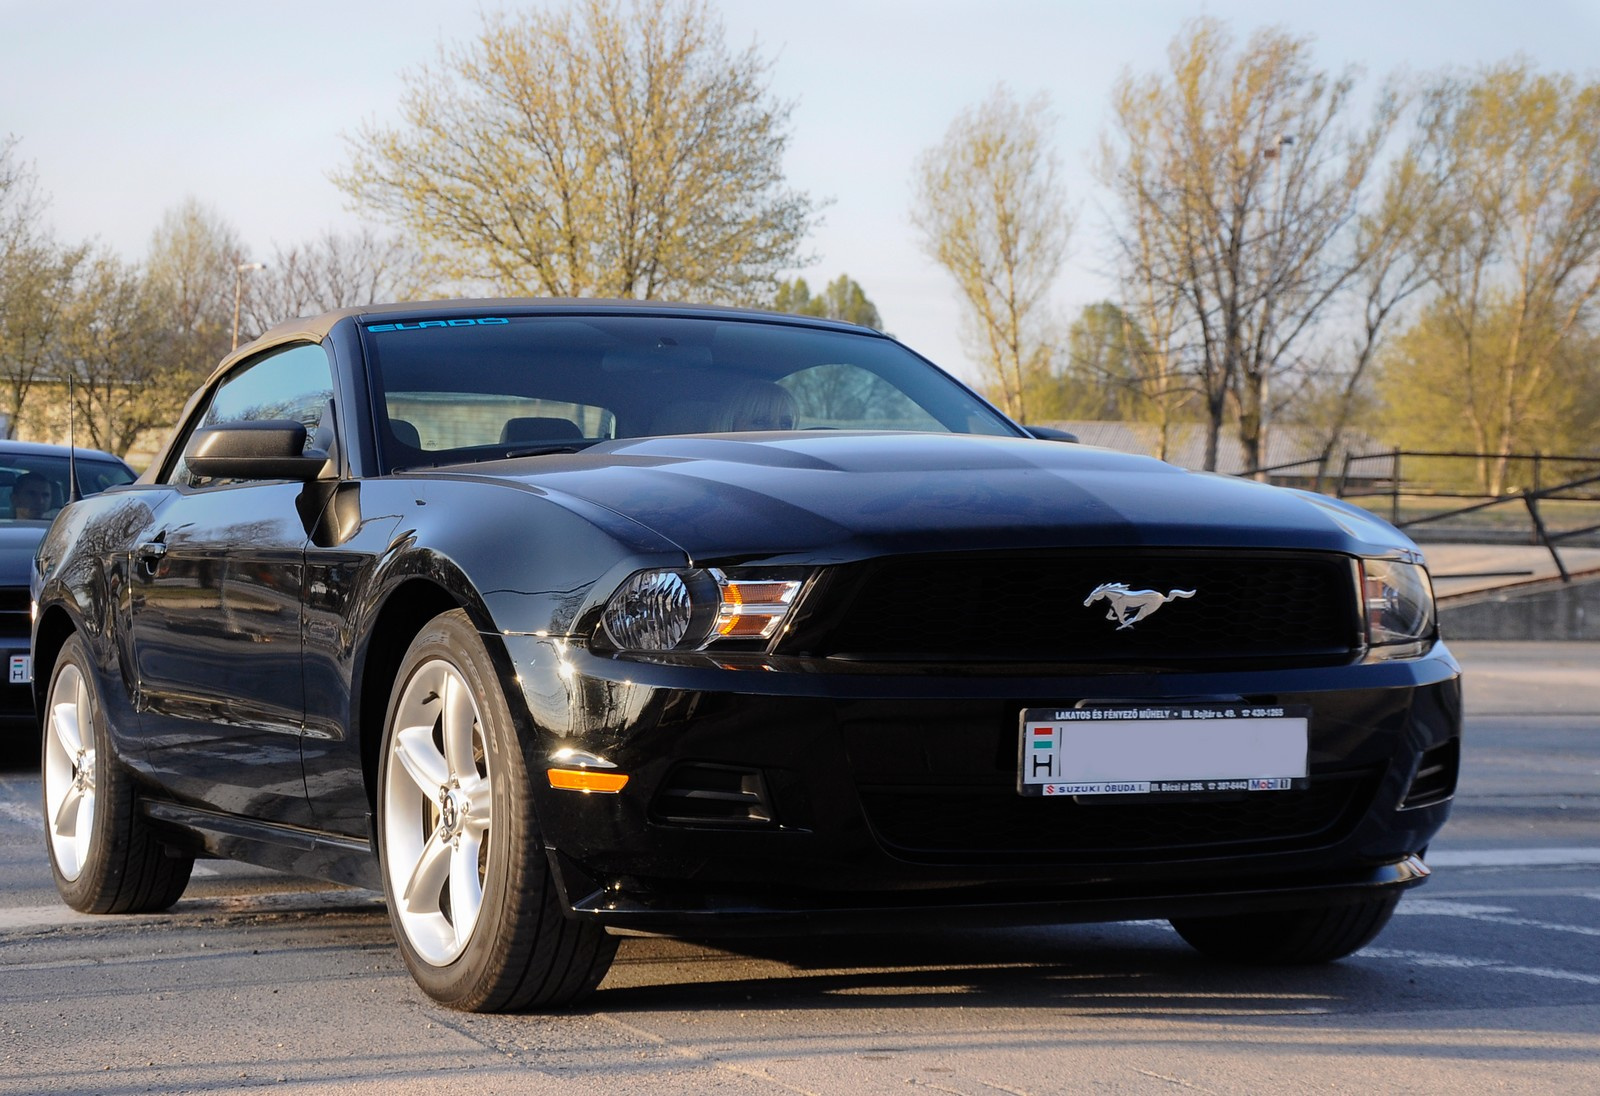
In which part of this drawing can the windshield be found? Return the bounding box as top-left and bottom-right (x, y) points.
(1, 453), (135, 523)
(360, 313), (1019, 471)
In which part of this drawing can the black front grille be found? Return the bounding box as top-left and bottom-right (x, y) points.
(0, 588), (29, 636)
(859, 772), (1376, 863)
(782, 550), (1359, 666)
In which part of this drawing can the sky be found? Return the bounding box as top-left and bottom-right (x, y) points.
(4, 0), (1599, 384)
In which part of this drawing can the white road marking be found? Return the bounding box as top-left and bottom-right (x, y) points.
(1426, 847), (1600, 867)
(1364, 947), (1600, 986)
(1399, 900), (1515, 916)
(1396, 898), (1600, 937)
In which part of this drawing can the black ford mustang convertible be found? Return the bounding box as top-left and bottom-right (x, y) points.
(34, 300), (1460, 1011)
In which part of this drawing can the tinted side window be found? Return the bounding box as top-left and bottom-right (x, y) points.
(165, 343), (335, 486)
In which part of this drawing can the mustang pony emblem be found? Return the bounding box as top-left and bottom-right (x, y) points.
(1084, 582), (1196, 630)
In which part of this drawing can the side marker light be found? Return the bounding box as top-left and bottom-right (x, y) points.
(548, 769), (629, 793)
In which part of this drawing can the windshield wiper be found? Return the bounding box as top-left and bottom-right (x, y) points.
(501, 443), (585, 459)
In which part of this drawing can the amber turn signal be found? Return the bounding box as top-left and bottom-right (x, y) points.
(548, 768), (630, 793)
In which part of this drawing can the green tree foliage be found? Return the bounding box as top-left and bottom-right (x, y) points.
(912, 86), (1072, 423)
(773, 275), (882, 328)
(1395, 62), (1600, 492)
(1037, 301), (1152, 420)
(1379, 300), (1600, 488)
(335, 0), (817, 304)
(1029, 303), (1205, 461)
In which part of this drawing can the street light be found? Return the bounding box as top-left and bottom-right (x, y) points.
(1254, 135), (1294, 482)
(232, 260), (266, 350)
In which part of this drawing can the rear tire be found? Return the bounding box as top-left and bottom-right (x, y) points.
(42, 634), (193, 913)
(1170, 894), (1400, 965)
(377, 609), (616, 1012)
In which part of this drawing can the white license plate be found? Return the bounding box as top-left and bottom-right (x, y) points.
(9, 655), (31, 685)
(1019, 705), (1309, 797)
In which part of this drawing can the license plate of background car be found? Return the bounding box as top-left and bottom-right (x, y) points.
(1017, 705), (1309, 797)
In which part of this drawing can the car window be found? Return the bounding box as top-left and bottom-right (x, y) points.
(386, 393), (616, 453)
(362, 314), (1018, 471)
(0, 455), (136, 522)
(780, 363), (947, 431)
(164, 343), (336, 486)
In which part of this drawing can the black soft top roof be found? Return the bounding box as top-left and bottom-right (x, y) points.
(227, 297), (881, 376)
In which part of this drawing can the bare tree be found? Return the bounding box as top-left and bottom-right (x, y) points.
(0, 138), (86, 437)
(56, 249), (173, 457)
(1299, 152), (1436, 488)
(1099, 19), (1400, 470)
(335, 0), (817, 305)
(911, 86), (1073, 422)
(243, 228), (424, 335)
(144, 198), (243, 390)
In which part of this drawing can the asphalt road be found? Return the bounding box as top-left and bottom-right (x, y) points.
(1, 641), (1596, 1095)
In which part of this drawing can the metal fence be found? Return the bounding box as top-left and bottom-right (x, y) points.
(1244, 449), (1600, 582)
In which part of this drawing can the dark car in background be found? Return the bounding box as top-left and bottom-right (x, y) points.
(0, 440), (136, 737)
(32, 300), (1460, 1011)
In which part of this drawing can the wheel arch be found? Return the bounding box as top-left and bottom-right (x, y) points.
(31, 603), (79, 726)
(355, 577), (462, 819)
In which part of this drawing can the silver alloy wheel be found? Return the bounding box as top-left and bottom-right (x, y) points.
(43, 662), (95, 882)
(382, 657), (494, 966)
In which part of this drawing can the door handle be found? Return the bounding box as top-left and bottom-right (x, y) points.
(134, 541), (167, 574)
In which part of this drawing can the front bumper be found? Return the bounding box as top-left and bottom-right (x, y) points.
(502, 635), (1462, 932)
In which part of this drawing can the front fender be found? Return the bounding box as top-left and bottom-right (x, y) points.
(377, 475), (689, 638)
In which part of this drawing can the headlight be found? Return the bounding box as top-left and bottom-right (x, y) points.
(1361, 558), (1435, 652)
(601, 568), (803, 652)
(602, 569), (703, 651)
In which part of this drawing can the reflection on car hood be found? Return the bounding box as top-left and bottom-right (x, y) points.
(468, 433), (1417, 563)
(0, 522), (45, 589)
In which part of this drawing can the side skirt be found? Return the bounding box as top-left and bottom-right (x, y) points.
(141, 800), (381, 891)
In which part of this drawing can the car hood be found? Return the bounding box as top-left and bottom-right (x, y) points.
(465, 433), (1419, 564)
(0, 522), (45, 589)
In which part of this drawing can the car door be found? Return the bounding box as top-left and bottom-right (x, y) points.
(128, 343), (335, 827)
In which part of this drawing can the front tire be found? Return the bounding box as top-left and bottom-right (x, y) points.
(42, 634), (193, 913)
(1170, 894), (1400, 965)
(377, 609), (615, 1011)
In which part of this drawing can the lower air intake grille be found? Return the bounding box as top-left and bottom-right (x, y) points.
(1401, 739), (1459, 809)
(650, 763), (775, 827)
(859, 772), (1377, 863)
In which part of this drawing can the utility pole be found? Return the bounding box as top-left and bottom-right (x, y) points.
(232, 260), (266, 350)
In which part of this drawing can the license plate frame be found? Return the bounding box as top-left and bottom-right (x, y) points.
(1018, 704), (1310, 797)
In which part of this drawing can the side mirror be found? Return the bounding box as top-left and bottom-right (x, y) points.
(1023, 425), (1079, 443)
(184, 420), (330, 481)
